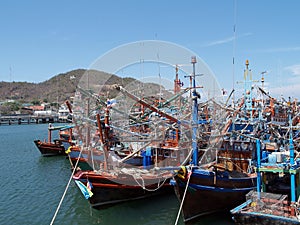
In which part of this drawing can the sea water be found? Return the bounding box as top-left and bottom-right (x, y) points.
(0, 124), (234, 225)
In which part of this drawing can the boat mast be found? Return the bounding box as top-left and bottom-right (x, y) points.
(96, 114), (108, 170)
(243, 60), (253, 121)
(174, 65), (183, 109)
(191, 56), (199, 166)
(256, 139), (261, 200)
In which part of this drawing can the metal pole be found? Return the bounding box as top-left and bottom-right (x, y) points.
(191, 56), (198, 166)
(256, 139), (261, 199)
(289, 111), (296, 205)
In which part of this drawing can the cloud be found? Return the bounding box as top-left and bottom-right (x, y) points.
(206, 37), (235, 47)
(269, 84), (300, 99)
(285, 64), (300, 76)
(266, 73), (300, 98)
(204, 33), (252, 47)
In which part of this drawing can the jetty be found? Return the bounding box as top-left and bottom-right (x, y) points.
(0, 114), (59, 125)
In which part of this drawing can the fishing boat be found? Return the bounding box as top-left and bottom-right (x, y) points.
(71, 127), (181, 208)
(171, 59), (260, 222)
(70, 67), (193, 208)
(70, 112), (188, 207)
(34, 123), (75, 156)
(71, 112), (181, 207)
(73, 168), (173, 208)
(70, 103), (177, 208)
(171, 124), (258, 222)
(231, 111), (300, 225)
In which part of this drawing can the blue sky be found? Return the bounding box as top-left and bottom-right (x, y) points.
(1, 0), (300, 99)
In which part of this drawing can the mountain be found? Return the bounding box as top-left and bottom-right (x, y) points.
(0, 68), (175, 116)
(0, 69), (136, 104)
(0, 69), (84, 104)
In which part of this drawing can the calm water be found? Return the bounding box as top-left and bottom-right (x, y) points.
(0, 124), (234, 225)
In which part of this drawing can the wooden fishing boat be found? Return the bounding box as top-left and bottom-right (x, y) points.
(171, 59), (260, 222)
(70, 69), (191, 207)
(73, 168), (173, 208)
(34, 124), (74, 156)
(70, 115), (178, 207)
(34, 139), (66, 156)
(71, 135), (186, 207)
(172, 140), (257, 222)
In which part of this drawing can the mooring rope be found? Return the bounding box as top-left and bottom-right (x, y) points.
(174, 167), (192, 225)
(49, 146), (84, 225)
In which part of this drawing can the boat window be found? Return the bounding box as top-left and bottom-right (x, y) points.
(171, 151), (177, 158)
(164, 151), (170, 158)
(158, 149), (163, 156)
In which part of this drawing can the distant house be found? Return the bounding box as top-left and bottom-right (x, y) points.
(21, 104), (45, 115)
(34, 110), (57, 116)
(28, 105), (45, 111)
(58, 106), (71, 122)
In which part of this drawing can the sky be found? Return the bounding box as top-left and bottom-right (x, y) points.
(1, 0), (300, 100)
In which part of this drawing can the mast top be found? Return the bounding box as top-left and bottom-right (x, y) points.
(191, 56), (197, 64)
(245, 59), (249, 69)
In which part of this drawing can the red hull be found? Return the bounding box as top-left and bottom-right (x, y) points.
(73, 170), (173, 208)
(34, 139), (66, 156)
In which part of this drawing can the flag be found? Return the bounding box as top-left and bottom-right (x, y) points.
(86, 180), (93, 198)
(107, 99), (117, 107)
(87, 179), (93, 191)
(74, 180), (93, 199)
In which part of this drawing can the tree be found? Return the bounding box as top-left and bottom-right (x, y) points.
(31, 100), (41, 105)
(0, 101), (21, 115)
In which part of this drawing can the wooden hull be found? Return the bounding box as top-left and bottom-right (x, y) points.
(73, 170), (173, 208)
(34, 140), (66, 156)
(172, 169), (256, 222)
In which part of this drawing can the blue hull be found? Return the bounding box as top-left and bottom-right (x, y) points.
(172, 168), (256, 222)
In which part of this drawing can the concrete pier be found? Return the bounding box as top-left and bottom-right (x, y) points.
(0, 114), (59, 125)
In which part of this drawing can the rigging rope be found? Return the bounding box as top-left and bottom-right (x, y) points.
(174, 167), (192, 225)
(49, 146), (84, 225)
(131, 172), (170, 192)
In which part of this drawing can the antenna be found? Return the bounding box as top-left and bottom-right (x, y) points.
(232, 0), (237, 107)
(156, 42), (162, 103)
